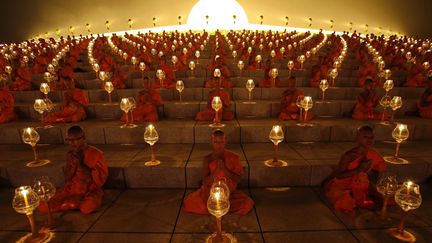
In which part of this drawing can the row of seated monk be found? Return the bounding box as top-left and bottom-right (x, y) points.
(1, 76), (431, 124)
(36, 125), (397, 217)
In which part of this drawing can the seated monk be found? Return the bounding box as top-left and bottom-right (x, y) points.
(151, 69), (176, 89)
(259, 65), (286, 88)
(358, 58), (378, 87)
(183, 130), (253, 215)
(404, 63), (426, 87)
(195, 80), (234, 121)
(205, 69), (233, 89)
(279, 76), (312, 120)
(121, 77), (163, 122)
(38, 126), (108, 214)
(324, 125), (386, 213)
(247, 55), (264, 70)
(0, 88), (18, 123)
(44, 81), (89, 123)
(417, 77), (432, 118)
(10, 67), (32, 91)
(352, 78), (382, 120)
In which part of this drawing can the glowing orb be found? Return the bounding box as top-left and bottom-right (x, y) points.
(187, 0), (248, 30)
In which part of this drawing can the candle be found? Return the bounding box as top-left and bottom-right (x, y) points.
(406, 181), (412, 196)
(22, 189), (29, 207)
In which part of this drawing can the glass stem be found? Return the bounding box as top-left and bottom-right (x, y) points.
(273, 144), (279, 163)
(108, 93), (112, 103)
(304, 109), (308, 121)
(179, 92), (182, 102)
(47, 201), (53, 226)
(391, 110), (395, 123)
(380, 196), (389, 219)
(381, 107), (386, 122)
(248, 91), (251, 102)
(130, 110), (134, 124)
(322, 90), (325, 102)
(32, 145), (38, 161)
(395, 142), (401, 157)
(27, 213), (38, 236)
(289, 70), (292, 77)
(150, 145), (156, 162)
(398, 211), (407, 233)
(40, 113), (44, 126)
(214, 109), (219, 124)
(141, 72), (144, 80)
(299, 108), (303, 121)
(45, 94), (48, 99)
(125, 111), (129, 125)
(216, 216), (222, 238)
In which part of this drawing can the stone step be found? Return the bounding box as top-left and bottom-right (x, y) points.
(1, 118), (431, 146)
(1, 142), (430, 189)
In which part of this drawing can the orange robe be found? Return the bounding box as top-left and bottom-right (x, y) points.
(10, 68), (32, 91)
(44, 88), (89, 123)
(325, 148), (386, 213)
(183, 149), (254, 215)
(418, 90), (432, 118)
(195, 88), (234, 121)
(38, 146), (108, 214)
(352, 91), (382, 120)
(405, 64), (425, 87)
(121, 89), (163, 122)
(279, 89), (312, 120)
(0, 90), (18, 123)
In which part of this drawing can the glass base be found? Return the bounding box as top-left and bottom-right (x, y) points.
(209, 123), (226, 128)
(387, 228), (416, 242)
(384, 156), (409, 164)
(264, 159), (288, 167)
(315, 100), (330, 104)
(174, 101), (189, 104)
(26, 159), (51, 168)
(378, 121), (391, 126)
(20, 228), (52, 243)
(36, 124), (54, 129)
(376, 213), (393, 225)
(242, 101), (256, 104)
(296, 122), (315, 127)
(120, 123), (138, 129)
(145, 160), (161, 167)
(205, 232), (237, 243)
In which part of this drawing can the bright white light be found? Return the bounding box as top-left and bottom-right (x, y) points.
(187, 0), (248, 30)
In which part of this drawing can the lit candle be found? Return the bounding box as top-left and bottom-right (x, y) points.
(22, 189), (29, 207)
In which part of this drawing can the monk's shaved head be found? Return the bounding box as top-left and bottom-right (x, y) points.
(212, 129), (225, 138)
(67, 125), (85, 137)
(357, 125), (374, 134)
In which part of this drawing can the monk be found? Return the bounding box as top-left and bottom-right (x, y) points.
(205, 70), (233, 89)
(0, 88), (18, 123)
(279, 76), (312, 120)
(44, 81), (89, 123)
(38, 126), (108, 214)
(404, 63), (426, 87)
(183, 130), (253, 215)
(195, 79), (234, 121)
(417, 77), (432, 118)
(121, 77), (163, 122)
(352, 78), (382, 120)
(10, 67), (32, 91)
(324, 125), (386, 213)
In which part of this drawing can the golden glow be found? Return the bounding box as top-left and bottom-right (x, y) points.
(187, 0), (249, 30)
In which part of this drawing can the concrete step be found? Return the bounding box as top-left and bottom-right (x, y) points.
(1, 142), (431, 189)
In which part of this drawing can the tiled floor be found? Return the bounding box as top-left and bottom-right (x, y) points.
(1, 186), (431, 243)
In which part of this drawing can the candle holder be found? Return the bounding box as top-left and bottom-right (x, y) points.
(33, 99), (51, 129)
(127, 97), (138, 128)
(22, 127), (51, 167)
(297, 55), (305, 70)
(171, 56), (178, 71)
(270, 68), (278, 87)
(387, 181), (422, 242)
(13, 186), (51, 243)
(176, 80), (184, 103)
(375, 173), (398, 224)
(206, 181), (236, 243)
(195, 50), (200, 65)
(5, 65), (12, 82)
(144, 124), (161, 166)
(329, 68), (338, 87)
(389, 96), (402, 123)
(40, 83), (50, 99)
(139, 62), (146, 79)
(189, 61), (196, 77)
(33, 176), (58, 228)
(243, 79), (256, 104)
(92, 63), (100, 78)
(318, 79), (329, 103)
(379, 95), (391, 125)
(104, 81), (114, 104)
(209, 96), (225, 128)
(287, 60), (294, 77)
(237, 60), (244, 77)
(156, 69), (165, 89)
(383, 80), (394, 96)
(297, 96), (313, 127)
(120, 98), (132, 128)
(265, 125), (287, 167)
(131, 56), (137, 70)
(384, 123), (409, 164)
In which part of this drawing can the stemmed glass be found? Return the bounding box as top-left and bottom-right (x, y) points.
(329, 68), (338, 87)
(34, 99), (49, 128)
(379, 95), (391, 125)
(209, 96), (225, 128)
(237, 60), (244, 76)
(127, 97), (137, 128)
(40, 83), (50, 99)
(195, 50), (200, 65)
(297, 55), (305, 70)
(189, 61), (196, 76)
(270, 68), (278, 87)
(33, 176), (57, 228)
(22, 127), (50, 167)
(390, 96), (402, 123)
(376, 173), (398, 223)
(243, 79), (256, 104)
(156, 69), (165, 88)
(104, 81), (114, 104)
(131, 56), (138, 70)
(384, 123), (409, 164)
(265, 125), (287, 167)
(206, 180), (236, 243)
(319, 79), (329, 103)
(13, 186), (50, 242)
(5, 65), (12, 82)
(171, 56), (178, 71)
(388, 181), (422, 242)
(298, 96), (313, 126)
(383, 80), (394, 96)
(287, 60), (294, 77)
(120, 98), (132, 128)
(143, 124), (161, 166)
(296, 96), (304, 122)
(92, 63), (100, 79)
(139, 62), (146, 79)
(176, 80), (184, 103)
